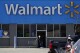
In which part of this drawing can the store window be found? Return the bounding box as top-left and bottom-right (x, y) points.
(30, 24), (36, 37)
(37, 24), (46, 30)
(47, 24), (53, 37)
(60, 24), (66, 37)
(24, 24), (29, 37)
(75, 24), (80, 35)
(17, 24), (36, 37)
(54, 24), (60, 37)
(17, 24), (23, 37)
(2, 24), (9, 37)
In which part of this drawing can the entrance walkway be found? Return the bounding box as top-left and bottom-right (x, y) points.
(0, 48), (49, 53)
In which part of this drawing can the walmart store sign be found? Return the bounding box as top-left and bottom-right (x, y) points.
(4, 1), (80, 18)
(5, 4), (62, 15)
(0, 0), (80, 24)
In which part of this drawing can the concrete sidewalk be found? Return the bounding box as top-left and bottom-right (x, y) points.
(0, 48), (49, 53)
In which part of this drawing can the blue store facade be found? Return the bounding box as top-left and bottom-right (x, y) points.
(0, 0), (80, 48)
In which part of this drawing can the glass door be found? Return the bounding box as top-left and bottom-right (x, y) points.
(37, 30), (46, 48)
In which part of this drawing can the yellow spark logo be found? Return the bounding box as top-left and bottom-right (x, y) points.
(65, 1), (79, 17)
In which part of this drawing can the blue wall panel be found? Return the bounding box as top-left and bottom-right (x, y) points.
(0, 0), (80, 24)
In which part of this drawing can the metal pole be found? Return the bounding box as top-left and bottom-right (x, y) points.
(14, 36), (16, 48)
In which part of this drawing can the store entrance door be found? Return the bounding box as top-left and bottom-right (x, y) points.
(37, 31), (46, 48)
